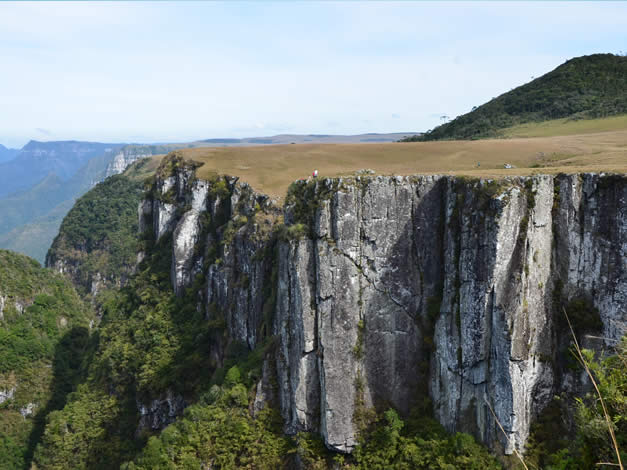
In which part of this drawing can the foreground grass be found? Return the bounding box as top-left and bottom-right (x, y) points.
(499, 114), (627, 138)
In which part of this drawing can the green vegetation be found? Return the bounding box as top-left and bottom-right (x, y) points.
(125, 382), (504, 470)
(299, 402), (502, 470)
(523, 336), (627, 469)
(45, 173), (144, 297)
(0, 144), (126, 263)
(32, 235), (217, 468)
(500, 113), (627, 138)
(403, 54), (627, 141)
(0, 249), (94, 469)
(123, 376), (291, 469)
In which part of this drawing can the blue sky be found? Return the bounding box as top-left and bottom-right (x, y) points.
(1, 1), (626, 148)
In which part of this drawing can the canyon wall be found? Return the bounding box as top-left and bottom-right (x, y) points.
(140, 159), (626, 455)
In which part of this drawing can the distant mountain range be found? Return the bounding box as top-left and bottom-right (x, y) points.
(0, 141), (124, 198)
(197, 132), (418, 145)
(0, 132), (417, 262)
(0, 144), (19, 163)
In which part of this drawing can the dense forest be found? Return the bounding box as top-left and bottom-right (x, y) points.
(403, 53), (627, 141)
(45, 161), (152, 301)
(0, 250), (94, 468)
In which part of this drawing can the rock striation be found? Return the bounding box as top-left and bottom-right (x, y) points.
(140, 157), (626, 455)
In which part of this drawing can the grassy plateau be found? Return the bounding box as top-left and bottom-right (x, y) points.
(146, 121), (627, 200)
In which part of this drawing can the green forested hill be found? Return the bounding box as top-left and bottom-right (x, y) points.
(45, 172), (145, 299)
(404, 53), (627, 141)
(0, 250), (94, 468)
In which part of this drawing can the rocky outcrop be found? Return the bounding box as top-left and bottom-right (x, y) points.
(141, 155), (282, 350)
(0, 386), (15, 405)
(141, 159), (626, 455)
(137, 390), (186, 433)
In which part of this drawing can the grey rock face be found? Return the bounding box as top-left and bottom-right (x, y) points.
(275, 239), (320, 434)
(141, 163), (626, 455)
(253, 359), (277, 417)
(137, 390), (186, 433)
(0, 386), (15, 405)
(172, 181), (208, 294)
(553, 174), (627, 341)
(276, 174), (626, 454)
(141, 157), (281, 350)
(20, 402), (37, 418)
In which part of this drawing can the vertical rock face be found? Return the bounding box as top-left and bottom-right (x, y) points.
(430, 176), (556, 454)
(141, 158), (626, 455)
(171, 180), (209, 294)
(553, 174), (627, 341)
(141, 155), (282, 351)
(275, 173), (626, 455)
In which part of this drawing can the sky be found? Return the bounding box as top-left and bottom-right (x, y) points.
(1, 1), (626, 148)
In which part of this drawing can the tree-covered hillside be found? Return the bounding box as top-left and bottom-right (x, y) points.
(45, 170), (146, 299)
(404, 53), (627, 141)
(0, 250), (94, 469)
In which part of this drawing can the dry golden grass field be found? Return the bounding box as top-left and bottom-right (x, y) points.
(499, 114), (627, 138)
(144, 123), (627, 200)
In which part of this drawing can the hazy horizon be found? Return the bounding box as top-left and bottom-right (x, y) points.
(2, 1), (626, 148)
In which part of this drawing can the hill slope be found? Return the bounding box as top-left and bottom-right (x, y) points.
(405, 53), (627, 141)
(46, 167), (147, 299)
(0, 250), (94, 468)
(0, 144), (152, 263)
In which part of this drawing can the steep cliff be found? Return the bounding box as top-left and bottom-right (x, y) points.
(42, 150), (625, 466)
(140, 154), (282, 349)
(139, 158), (625, 456)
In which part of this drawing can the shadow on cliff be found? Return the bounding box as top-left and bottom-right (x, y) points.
(22, 325), (93, 469)
(362, 177), (448, 414)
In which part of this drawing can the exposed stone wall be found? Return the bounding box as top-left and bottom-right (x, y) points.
(142, 164), (626, 455)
